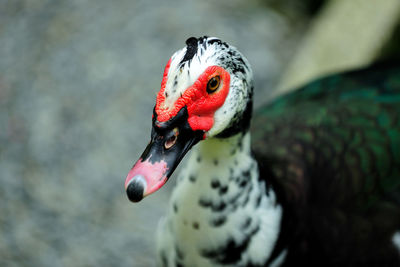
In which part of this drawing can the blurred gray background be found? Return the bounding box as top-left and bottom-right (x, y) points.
(1, 0), (399, 266)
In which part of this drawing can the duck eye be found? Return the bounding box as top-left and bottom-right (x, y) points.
(207, 76), (221, 93)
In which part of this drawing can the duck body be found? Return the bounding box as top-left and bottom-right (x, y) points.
(125, 37), (400, 266)
(252, 62), (400, 266)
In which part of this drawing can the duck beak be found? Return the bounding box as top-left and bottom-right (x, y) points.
(125, 107), (204, 202)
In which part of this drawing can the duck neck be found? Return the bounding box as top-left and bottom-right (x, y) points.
(159, 131), (284, 266)
(195, 131), (252, 167)
(181, 132), (256, 202)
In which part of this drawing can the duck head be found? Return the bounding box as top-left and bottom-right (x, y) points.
(125, 36), (253, 202)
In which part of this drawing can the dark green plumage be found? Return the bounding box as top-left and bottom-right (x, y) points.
(252, 62), (400, 266)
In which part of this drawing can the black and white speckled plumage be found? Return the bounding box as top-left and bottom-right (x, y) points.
(156, 37), (284, 267)
(157, 133), (283, 267)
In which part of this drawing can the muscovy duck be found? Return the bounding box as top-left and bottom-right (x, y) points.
(124, 36), (400, 266)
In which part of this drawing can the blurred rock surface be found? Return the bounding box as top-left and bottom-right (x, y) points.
(0, 1), (308, 266)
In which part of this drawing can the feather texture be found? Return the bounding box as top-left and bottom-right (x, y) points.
(252, 62), (400, 266)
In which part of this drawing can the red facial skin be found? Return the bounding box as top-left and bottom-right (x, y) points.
(125, 60), (231, 199)
(155, 59), (231, 134)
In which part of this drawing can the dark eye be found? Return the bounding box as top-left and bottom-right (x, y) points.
(207, 76), (221, 93)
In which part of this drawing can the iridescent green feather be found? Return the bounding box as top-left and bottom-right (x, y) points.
(251, 62), (400, 263)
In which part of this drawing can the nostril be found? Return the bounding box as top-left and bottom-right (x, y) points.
(165, 135), (177, 149)
(165, 127), (179, 149)
(126, 176), (146, 202)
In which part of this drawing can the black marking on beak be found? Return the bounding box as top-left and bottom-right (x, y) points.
(125, 106), (204, 202)
(147, 106), (204, 176)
